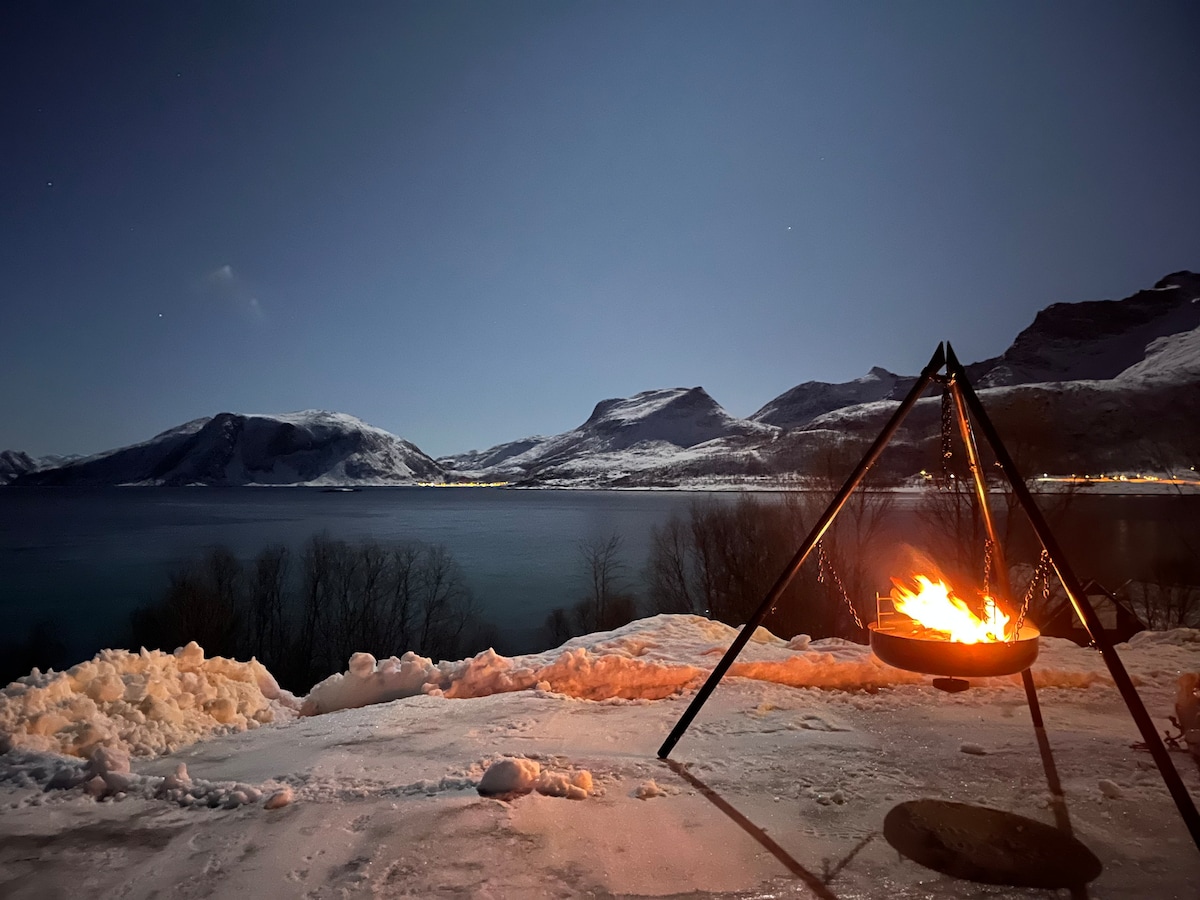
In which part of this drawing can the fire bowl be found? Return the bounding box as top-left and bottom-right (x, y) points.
(868, 623), (1040, 677)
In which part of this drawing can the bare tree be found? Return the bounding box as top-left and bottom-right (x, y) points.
(646, 516), (698, 614)
(411, 543), (477, 660)
(246, 545), (289, 666)
(1126, 556), (1200, 630)
(573, 534), (638, 633)
(130, 546), (243, 658)
(132, 535), (485, 692)
(542, 606), (574, 647)
(645, 494), (850, 639)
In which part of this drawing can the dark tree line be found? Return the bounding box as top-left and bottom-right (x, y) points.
(130, 535), (486, 691)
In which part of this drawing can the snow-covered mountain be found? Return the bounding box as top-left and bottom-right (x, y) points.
(14, 411), (444, 487)
(1115, 318), (1200, 386)
(0, 451), (38, 485)
(975, 271), (1200, 387)
(445, 387), (778, 485)
(0, 450), (82, 484)
(438, 435), (550, 473)
(749, 367), (918, 430)
(446, 271), (1200, 484)
(10, 272), (1199, 489)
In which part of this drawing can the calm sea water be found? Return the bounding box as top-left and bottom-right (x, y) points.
(1, 487), (1196, 663)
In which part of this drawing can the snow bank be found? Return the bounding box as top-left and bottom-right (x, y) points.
(302, 615), (761, 714)
(0, 642), (299, 758)
(6, 616), (1199, 766)
(302, 614), (1189, 718)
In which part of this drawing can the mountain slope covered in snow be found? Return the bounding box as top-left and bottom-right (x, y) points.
(447, 387), (779, 485)
(750, 366), (919, 429)
(14, 411), (444, 487)
(0, 451), (39, 485)
(975, 271), (1200, 387)
(435, 271), (1200, 485)
(8, 272), (1199, 488)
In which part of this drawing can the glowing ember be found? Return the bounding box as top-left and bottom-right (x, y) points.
(890, 575), (1010, 643)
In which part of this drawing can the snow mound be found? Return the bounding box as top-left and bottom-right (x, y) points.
(301, 615), (1171, 719)
(0, 642), (300, 758)
(6, 616), (1199, 767)
(477, 756), (593, 799)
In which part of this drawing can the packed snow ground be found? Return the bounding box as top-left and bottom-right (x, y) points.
(2, 615), (1198, 898)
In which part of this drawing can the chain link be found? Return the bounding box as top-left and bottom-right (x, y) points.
(982, 538), (993, 600)
(940, 387), (954, 481)
(1012, 549), (1050, 641)
(818, 539), (863, 630)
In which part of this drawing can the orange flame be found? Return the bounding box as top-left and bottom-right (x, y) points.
(890, 575), (1010, 643)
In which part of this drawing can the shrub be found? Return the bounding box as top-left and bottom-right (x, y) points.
(129, 536), (484, 692)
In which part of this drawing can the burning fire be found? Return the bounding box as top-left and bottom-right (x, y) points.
(890, 575), (1010, 643)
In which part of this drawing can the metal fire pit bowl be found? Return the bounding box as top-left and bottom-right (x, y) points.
(869, 622), (1040, 677)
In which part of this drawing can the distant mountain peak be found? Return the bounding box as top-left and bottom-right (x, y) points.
(441, 385), (775, 483)
(584, 387), (718, 428)
(14, 411), (443, 487)
(750, 368), (917, 430)
(860, 366), (899, 382)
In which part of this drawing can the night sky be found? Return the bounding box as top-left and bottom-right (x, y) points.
(3, 2), (1198, 459)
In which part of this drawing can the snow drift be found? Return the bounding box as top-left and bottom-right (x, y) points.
(6, 615), (1198, 764)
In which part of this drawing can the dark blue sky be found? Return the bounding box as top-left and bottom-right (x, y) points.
(3, 2), (1198, 458)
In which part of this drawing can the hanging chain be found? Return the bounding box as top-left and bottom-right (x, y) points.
(818, 539), (863, 630)
(1012, 549), (1050, 641)
(940, 385), (954, 482)
(982, 538), (994, 599)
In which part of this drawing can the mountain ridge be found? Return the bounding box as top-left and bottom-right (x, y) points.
(7, 271), (1199, 487)
(12, 411), (444, 487)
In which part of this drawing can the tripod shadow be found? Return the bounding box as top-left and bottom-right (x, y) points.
(661, 758), (874, 900)
(882, 670), (1100, 897)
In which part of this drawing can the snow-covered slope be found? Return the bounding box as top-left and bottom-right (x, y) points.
(0, 450), (39, 485)
(737, 273), (1200, 479)
(438, 435), (550, 472)
(976, 271), (1200, 387)
(792, 364), (1200, 475)
(15, 411), (444, 487)
(439, 272), (1200, 485)
(0, 451), (82, 484)
(1115, 319), (1200, 386)
(447, 387), (779, 485)
(750, 366), (918, 429)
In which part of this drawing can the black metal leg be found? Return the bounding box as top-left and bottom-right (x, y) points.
(657, 345), (947, 759)
(947, 343), (1200, 852)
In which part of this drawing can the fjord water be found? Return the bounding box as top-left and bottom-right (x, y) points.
(1, 487), (1197, 667)
(0, 488), (705, 661)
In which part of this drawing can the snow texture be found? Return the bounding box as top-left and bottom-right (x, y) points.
(750, 366), (918, 429)
(0, 641), (299, 758)
(2, 615), (1199, 898)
